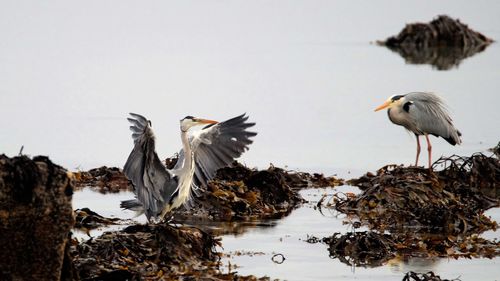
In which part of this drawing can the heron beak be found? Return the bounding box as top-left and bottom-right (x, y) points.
(374, 101), (391, 112)
(196, 118), (218, 124)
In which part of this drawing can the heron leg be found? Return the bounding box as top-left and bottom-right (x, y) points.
(415, 135), (421, 166)
(425, 134), (432, 168)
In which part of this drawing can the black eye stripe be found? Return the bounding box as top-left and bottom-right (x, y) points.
(182, 116), (195, 121)
(391, 95), (405, 101)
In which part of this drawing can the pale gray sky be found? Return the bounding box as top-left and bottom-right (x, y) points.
(1, 1), (499, 174)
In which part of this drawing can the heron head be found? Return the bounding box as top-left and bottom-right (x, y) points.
(374, 94), (406, 112)
(180, 116), (218, 132)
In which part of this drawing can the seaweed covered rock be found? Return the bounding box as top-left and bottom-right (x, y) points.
(0, 155), (75, 281)
(340, 152), (499, 233)
(175, 163), (342, 221)
(318, 152), (500, 262)
(73, 166), (132, 193)
(378, 15), (494, 70)
(175, 165), (304, 221)
(72, 224), (220, 280)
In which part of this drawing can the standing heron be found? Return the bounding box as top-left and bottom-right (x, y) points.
(374, 92), (462, 168)
(121, 113), (256, 222)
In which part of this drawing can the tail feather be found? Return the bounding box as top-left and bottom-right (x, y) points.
(120, 199), (144, 212)
(443, 130), (462, 146)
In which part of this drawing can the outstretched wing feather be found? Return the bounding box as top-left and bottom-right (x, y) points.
(175, 114), (257, 206)
(122, 113), (178, 220)
(193, 114), (257, 186)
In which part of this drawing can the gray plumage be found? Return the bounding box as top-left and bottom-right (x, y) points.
(121, 113), (256, 222)
(387, 92), (461, 145)
(376, 92), (462, 167)
(175, 114), (257, 188)
(122, 113), (178, 220)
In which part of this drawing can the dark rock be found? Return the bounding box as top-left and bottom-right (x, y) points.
(378, 15), (494, 70)
(0, 155), (75, 281)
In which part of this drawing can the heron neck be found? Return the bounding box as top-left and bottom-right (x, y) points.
(180, 131), (194, 171)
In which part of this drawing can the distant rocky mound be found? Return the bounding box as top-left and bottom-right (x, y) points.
(377, 15), (494, 70)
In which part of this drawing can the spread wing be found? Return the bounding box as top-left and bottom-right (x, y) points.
(175, 114), (256, 198)
(122, 113), (178, 220)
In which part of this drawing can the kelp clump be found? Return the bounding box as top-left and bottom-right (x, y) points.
(176, 164), (307, 221)
(173, 161), (342, 221)
(322, 152), (500, 262)
(323, 231), (396, 267)
(72, 224), (220, 280)
(338, 153), (499, 234)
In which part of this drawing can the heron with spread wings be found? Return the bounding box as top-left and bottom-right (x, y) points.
(375, 92), (462, 168)
(121, 113), (256, 222)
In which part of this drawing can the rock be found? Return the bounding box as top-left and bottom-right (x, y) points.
(377, 15), (494, 70)
(0, 155), (75, 281)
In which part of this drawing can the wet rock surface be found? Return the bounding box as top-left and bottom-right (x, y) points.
(377, 15), (494, 70)
(0, 155), (75, 281)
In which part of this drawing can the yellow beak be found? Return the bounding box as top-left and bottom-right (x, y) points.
(374, 101), (391, 112)
(196, 118), (218, 124)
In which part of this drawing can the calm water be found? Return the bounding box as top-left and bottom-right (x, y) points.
(3, 1), (500, 280)
(73, 187), (500, 281)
